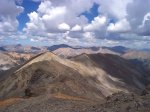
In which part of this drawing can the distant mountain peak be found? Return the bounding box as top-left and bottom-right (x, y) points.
(47, 44), (72, 51)
(0, 47), (6, 51)
(103, 46), (129, 54)
(16, 44), (22, 47)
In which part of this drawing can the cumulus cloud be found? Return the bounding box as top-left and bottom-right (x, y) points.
(58, 23), (70, 31)
(84, 16), (107, 32)
(24, 0), (90, 34)
(71, 25), (82, 31)
(21, 0), (150, 48)
(107, 18), (131, 33)
(0, 0), (25, 44)
(138, 12), (150, 36)
(126, 0), (150, 36)
(95, 0), (132, 19)
(24, 1), (67, 33)
(0, 0), (23, 34)
(83, 32), (96, 42)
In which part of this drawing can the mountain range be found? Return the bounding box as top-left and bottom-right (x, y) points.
(1, 44), (150, 71)
(0, 44), (150, 111)
(0, 52), (34, 71)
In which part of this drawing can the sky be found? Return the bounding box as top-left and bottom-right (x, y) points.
(0, 0), (150, 49)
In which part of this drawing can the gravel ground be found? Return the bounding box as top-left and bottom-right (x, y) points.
(0, 91), (150, 112)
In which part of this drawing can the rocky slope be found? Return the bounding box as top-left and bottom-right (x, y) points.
(0, 52), (149, 111)
(53, 47), (119, 58)
(123, 50), (150, 60)
(0, 52), (34, 71)
(123, 50), (150, 83)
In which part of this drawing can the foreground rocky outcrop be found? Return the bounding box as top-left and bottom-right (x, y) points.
(0, 87), (149, 112)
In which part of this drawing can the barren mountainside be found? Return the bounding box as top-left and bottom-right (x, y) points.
(0, 52), (34, 71)
(53, 47), (119, 58)
(0, 52), (149, 111)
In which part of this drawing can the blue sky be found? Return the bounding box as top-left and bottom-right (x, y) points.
(17, 0), (40, 31)
(0, 0), (150, 48)
(17, 1), (99, 31)
(81, 3), (99, 23)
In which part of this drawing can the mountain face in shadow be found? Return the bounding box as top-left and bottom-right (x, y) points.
(47, 44), (73, 51)
(102, 46), (129, 54)
(0, 47), (6, 52)
(123, 50), (150, 82)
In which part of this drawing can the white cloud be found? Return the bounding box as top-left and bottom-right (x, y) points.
(140, 12), (150, 28)
(95, 0), (132, 19)
(22, 0), (150, 48)
(126, 0), (150, 36)
(107, 19), (131, 33)
(58, 23), (70, 31)
(0, 0), (24, 42)
(30, 38), (38, 42)
(24, 11), (43, 33)
(24, 0), (90, 34)
(24, 1), (67, 34)
(138, 12), (150, 35)
(71, 25), (82, 31)
(83, 32), (96, 42)
(0, 0), (23, 33)
(84, 16), (107, 31)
